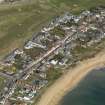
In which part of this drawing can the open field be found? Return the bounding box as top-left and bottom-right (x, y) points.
(0, 0), (105, 59)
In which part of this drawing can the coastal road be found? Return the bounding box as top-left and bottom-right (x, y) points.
(2, 31), (75, 105)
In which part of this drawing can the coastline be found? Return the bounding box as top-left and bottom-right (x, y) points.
(36, 50), (105, 105)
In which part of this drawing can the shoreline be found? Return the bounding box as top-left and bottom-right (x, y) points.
(36, 50), (105, 105)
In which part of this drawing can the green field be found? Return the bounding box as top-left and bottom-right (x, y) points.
(0, 77), (6, 91)
(0, 0), (105, 59)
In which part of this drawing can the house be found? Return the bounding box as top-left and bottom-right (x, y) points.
(39, 73), (46, 78)
(33, 79), (48, 90)
(50, 60), (58, 65)
(3, 48), (23, 65)
(24, 41), (46, 50)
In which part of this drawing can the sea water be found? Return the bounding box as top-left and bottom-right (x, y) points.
(60, 68), (105, 105)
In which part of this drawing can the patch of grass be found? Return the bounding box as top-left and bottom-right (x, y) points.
(50, 26), (65, 37)
(0, 77), (6, 91)
(24, 47), (45, 59)
(2, 65), (17, 73)
(46, 67), (62, 81)
(72, 46), (95, 59)
(71, 37), (105, 61)
(50, 0), (105, 14)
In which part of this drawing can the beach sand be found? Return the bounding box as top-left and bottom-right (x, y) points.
(36, 50), (105, 105)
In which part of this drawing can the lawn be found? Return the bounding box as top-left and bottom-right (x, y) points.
(0, 77), (6, 91)
(0, 0), (105, 59)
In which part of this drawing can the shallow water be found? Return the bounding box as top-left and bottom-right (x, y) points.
(60, 68), (105, 105)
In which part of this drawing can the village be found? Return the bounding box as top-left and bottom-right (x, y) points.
(0, 6), (105, 105)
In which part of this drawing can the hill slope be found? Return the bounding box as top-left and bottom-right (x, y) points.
(0, 0), (105, 59)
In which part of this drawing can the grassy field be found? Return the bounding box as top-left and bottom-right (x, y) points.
(0, 0), (105, 59)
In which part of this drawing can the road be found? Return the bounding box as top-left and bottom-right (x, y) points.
(0, 72), (12, 79)
(2, 31), (75, 105)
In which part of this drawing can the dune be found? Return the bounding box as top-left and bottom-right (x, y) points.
(36, 50), (105, 105)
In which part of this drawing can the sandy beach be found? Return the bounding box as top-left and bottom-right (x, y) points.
(36, 50), (105, 105)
